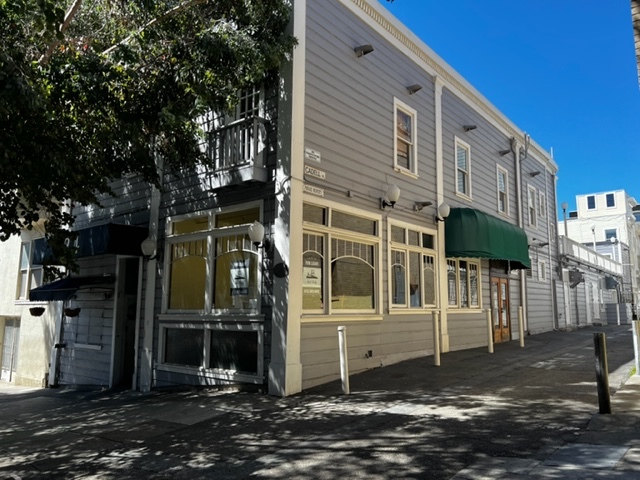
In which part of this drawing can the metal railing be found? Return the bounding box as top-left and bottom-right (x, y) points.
(559, 236), (623, 276)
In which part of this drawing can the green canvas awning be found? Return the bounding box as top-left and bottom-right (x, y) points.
(445, 208), (531, 270)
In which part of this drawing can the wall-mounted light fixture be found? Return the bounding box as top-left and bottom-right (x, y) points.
(380, 184), (401, 209)
(499, 149), (511, 156)
(435, 202), (451, 222)
(248, 221), (271, 250)
(529, 171), (541, 177)
(406, 84), (422, 95)
(414, 201), (433, 212)
(354, 44), (374, 57)
(463, 125), (477, 132)
(529, 238), (549, 248)
(140, 237), (157, 260)
(561, 201), (568, 238)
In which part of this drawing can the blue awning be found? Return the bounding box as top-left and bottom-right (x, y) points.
(32, 223), (148, 265)
(29, 275), (115, 302)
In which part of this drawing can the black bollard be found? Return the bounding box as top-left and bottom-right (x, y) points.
(594, 332), (611, 414)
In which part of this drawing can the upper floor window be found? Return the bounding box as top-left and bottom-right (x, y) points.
(303, 203), (380, 315)
(17, 239), (44, 301)
(606, 193), (615, 208)
(455, 137), (471, 198)
(389, 224), (437, 310)
(235, 86), (263, 121)
(538, 192), (547, 218)
(587, 195), (596, 210)
(496, 165), (509, 215)
(393, 98), (417, 175)
(538, 260), (547, 282)
(604, 228), (617, 241)
(528, 185), (537, 227)
(164, 206), (262, 314)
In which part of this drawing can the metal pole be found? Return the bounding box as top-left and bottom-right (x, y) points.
(486, 308), (494, 354)
(633, 320), (640, 375)
(337, 326), (350, 395)
(518, 306), (525, 347)
(594, 332), (611, 414)
(432, 311), (441, 366)
(616, 303), (621, 326)
(562, 208), (568, 237)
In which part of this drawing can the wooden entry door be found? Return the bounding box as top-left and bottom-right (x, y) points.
(491, 277), (510, 343)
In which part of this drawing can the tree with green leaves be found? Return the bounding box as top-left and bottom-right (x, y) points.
(0, 0), (295, 274)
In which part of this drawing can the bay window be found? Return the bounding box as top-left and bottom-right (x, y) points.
(159, 204), (264, 382)
(164, 206), (261, 314)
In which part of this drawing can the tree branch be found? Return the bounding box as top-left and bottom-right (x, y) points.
(102, 0), (206, 56)
(38, 0), (84, 65)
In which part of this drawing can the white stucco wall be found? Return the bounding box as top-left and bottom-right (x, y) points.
(0, 234), (56, 387)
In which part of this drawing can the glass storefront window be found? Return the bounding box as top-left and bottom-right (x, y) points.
(165, 207), (261, 313)
(164, 328), (204, 366)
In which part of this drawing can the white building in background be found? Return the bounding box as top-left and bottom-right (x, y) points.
(559, 189), (640, 321)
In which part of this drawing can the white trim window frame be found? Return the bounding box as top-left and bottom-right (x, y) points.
(527, 185), (537, 228)
(16, 238), (44, 301)
(538, 259), (548, 282)
(538, 191), (547, 219)
(586, 195), (596, 210)
(388, 222), (438, 311)
(496, 165), (509, 216)
(393, 98), (418, 176)
(302, 202), (381, 316)
(162, 203), (263, 315)
(454, 136), (472, 199)
(605, 192), (616, 209)
(447, 258), (481, 309)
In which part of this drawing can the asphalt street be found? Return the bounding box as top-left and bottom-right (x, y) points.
(1, 324), (639, 479)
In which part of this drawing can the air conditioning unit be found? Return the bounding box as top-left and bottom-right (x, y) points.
(604, 276), (618, 290)
(568, 270), (584, 288)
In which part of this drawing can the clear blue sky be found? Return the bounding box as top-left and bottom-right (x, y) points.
(380, 1), (640, 214)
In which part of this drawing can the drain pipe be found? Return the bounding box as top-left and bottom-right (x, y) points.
(48, 302), (65, 387)
(139, 149), (163, 392)
(514, 136), (529, 334)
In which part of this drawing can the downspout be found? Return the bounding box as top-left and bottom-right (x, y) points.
(552, 173), (561, 329)
(139, 149), (163, 392)
(434, 76), (448, 353)
(513, 136), (529, 333)
(48, 302), (65, 387)
(544, 162), (553, 322)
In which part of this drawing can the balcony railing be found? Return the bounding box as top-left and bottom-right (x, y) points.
(199, 116), (269, 190)
(560, 236), (623, 276)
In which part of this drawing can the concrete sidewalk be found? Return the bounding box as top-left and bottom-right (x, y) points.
(0, 324), (639, 479)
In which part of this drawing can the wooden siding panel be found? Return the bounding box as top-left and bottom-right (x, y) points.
(447, 313), (487, 351)
(58, 256), (115, 386)
(305, 0), (437, 209)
